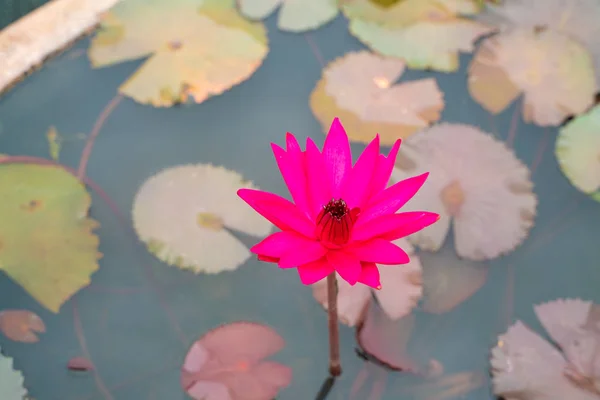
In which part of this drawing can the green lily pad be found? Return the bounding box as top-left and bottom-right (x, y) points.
(0, 347), (27, 399)
(342, 0), (492, 72)
(89, 0), (268, 107)
(556, 104), (600, 201)
(0, 164), (101, 313)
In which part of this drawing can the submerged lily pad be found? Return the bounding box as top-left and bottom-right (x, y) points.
(89, 0), (268, 107)
(181, 322), (292, 399)
(556, 104), (600, 201)
(0, 164), (101, 313)
(342, 0), (492, 72)
(0, 347), (28, 399)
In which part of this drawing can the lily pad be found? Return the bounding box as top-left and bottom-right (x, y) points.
(89, 0), (268, 107)
(556, 104), (600, 201)
(132, 164), (272, 274)
(342, 0), (493, 72)
(309, 51), (444, 146)
(0, 347), (28, 399)
(238, 0), (338, 33)
(0, 309), (45, 343)
(0, 164), (101, 313)
(468, 28), (596, 126)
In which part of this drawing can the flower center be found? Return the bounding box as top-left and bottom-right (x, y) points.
(315, 198), (360, 247)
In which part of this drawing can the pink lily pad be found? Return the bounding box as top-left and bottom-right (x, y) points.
(181, 321), (292, 400)
(0, 309), (45, 343)
(67, 357), (94, 372)
(356, 301), (418, 372)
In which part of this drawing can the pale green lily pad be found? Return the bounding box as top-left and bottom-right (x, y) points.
(132, 164), (272, 274)
(556, 104), (600, 201)
(0, 347), (27, 399)
(238, 0), (338, 33)
(0, 164), (101, 313)
(342, 0), (492, 72)
(89, 0), (268, 107)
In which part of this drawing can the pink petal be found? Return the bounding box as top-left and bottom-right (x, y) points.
(297, 258), (335, 285)
(367, 139), (401, 197)
(322, 118), (353, 197)
(278, 240), (327, 269)
(357, 263), (381, 289)
(327, 250), (362, 285)
(352, 212), (439, 242)
(348, 239), (410, 265)
(237, 189), (315, 238)
(359, 173), (429, 225)
(341, 135), (380, 209)
(305, 138), (333, 217)
(251, 231), (315, 261)
(258, 255), (278, 263)
(271, 135), (310, 216)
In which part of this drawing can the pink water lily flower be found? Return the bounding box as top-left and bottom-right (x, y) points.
(238, 118), (439, 289)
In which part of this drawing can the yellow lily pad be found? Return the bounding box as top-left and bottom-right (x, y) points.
(89, 0), (268, 107)
(342, 0), (492, 72)
(0, 164), (101, 313)
(309, 51), (444, 146)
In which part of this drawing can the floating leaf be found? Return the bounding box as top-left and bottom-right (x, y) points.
(392, 123), (537, 261)
(0, 310), (45, 343)
(46, 127), (61, 161)
(312, 238), (423, 326)
(491, 318), (600, 399)
(67, 357), (94, 372)
(181, 322), (292, 400)
(342, 0), (492, 72)
(89, 0), (268, 107)
(356, 300), (418, 372)
(477, 0), (600, 86)
(132, 164), (272, 274)
(398, 371), (485, 400)
(309, 51), (444, 146)
(0, 164), (101, 313)
(468, 28), (596, 126)
(419, 245), (488, 314)
(534, 299), (600, 392)
(237, 0), (338, 32)
(555, 105), (600, 201)
(0, 347), (28, 399)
